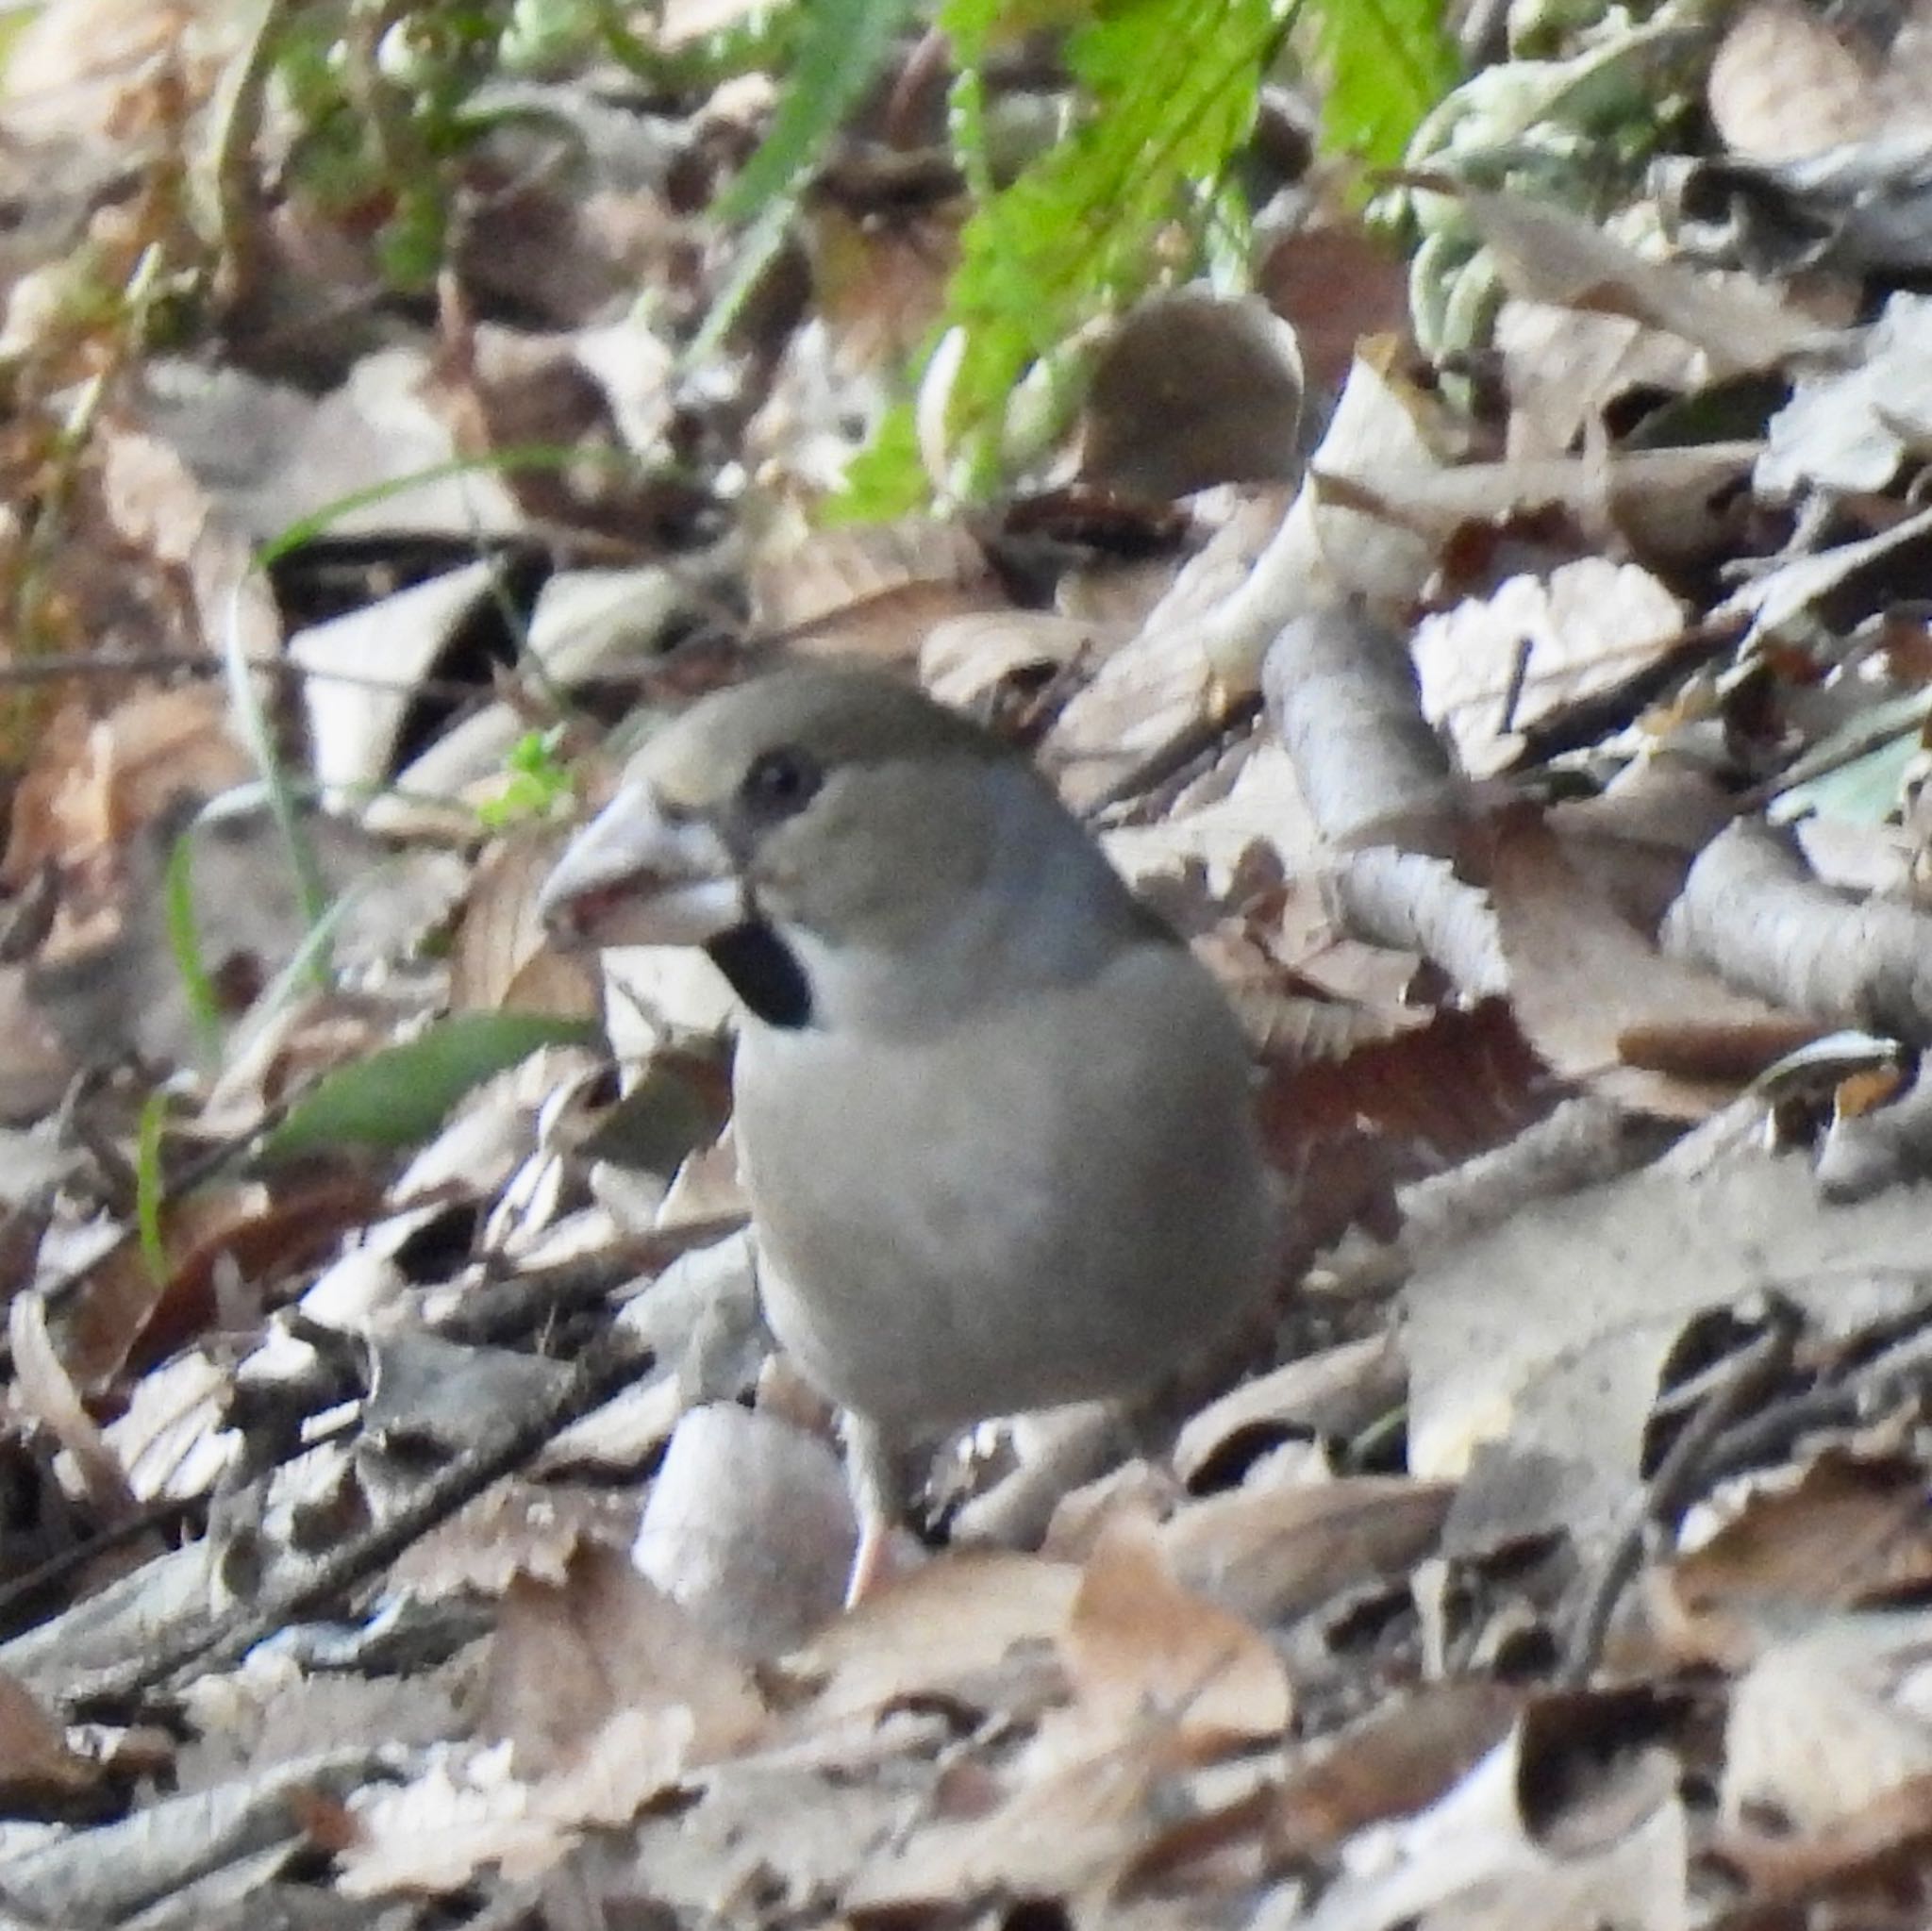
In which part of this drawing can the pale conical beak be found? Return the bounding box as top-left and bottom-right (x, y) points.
(538, 782), (743, 947)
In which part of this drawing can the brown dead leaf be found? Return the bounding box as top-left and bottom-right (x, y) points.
(9, 1289), (135, 1522)
(1270, 1679), (1524, 1859)
(843, 1725), (1218, 1917)
(1724, 1610), (1932, 1831)
(751, 520), (1000, 659)
(1258, 218), (1411, 398)
(432, 321), (629, 534)
(1056, 551), (1190, 632)
(202, 989), (398, 1130)
(921, 609), (1121, 716)
(484, 1544), (765, 1784)
(0, 1667), (108, 1811)
(1078, 291), (1304, 501)
(1709, 1), (1892, 162)
(98, 426), (279, 672)
(1174, 1333), (1407, 1489)
(338, 1747), (572, 1894)
(1257, 998), (1553, 1251)
(789, 1548), (1080, 1722)
(1546, 757), (1736, 932)
(451, 834), (600, 1017)
(1717, 498), (1932, 637)
(60, 1172), (381, 1395)
(1221, 962), (1424, 1067)
(1401, 1155), (1932, 1537)
(1411, 558), (1688, 779)
(2, 0), (226, 143)
(1304, 1690), (1689, 1927)
(1418, 175), (1816, 376)
(1710, 1771), (1932, 1918)
(1341, 443), (1760, 574)
(1060, 1516), (1291, 1749)
(147, 345), (527, 543)
(1496, 301), (1710, 458)
(1484, 807), (1817, 1117)
(391, 1484), (641, 1598)
(1043, 512), (1278, 809)
(1055, 351), (1444, 807)
(1650, 1454), (1932, 1670)
(1159, 1476), (1454, 1627)
(2, 687), (250, 893)
(103, 1351), (229, 1504)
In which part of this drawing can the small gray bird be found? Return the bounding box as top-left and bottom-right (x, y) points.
(538, 665), (1279, 1594)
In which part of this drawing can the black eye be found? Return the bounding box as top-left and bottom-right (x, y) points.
(739, 744), (822, 820)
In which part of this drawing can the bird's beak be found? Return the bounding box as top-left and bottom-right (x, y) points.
(538, 781), (742, 947)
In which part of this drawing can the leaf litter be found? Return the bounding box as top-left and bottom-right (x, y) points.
(8, 2), (1932, 1925)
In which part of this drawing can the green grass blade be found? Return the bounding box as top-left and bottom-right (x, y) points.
(136, 1089), (171, 1285)
(709, 0), (917, 225)
(254, 442), (644, 569)
(221, 582), (333, 973)
(163, 823), (225, 1063)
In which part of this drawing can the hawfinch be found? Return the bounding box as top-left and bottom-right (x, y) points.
(539, 665), (1278, 1593)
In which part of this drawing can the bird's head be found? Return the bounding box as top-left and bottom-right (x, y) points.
(537, 664), (1150, 1035)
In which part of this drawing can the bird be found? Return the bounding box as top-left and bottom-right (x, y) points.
(537, 662), (1280, 1597)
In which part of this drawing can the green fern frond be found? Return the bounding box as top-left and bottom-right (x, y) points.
(1307, 0), (1460, 168)
(834, 0), (1457, 513)
(841, 0), (1280, 508)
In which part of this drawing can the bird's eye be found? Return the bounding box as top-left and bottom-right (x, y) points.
(739, 744), (823, 819)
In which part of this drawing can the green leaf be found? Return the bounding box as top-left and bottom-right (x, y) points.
(825, 399), (927, 522)
(1769, 687), (1932, 826)
(477, 727), (575, 829)
(1308, 0), (1460, 170)
(1775, 730), (1925, 829)
(851, 0), (1285, 507)
(262, 1011), (598, 1161)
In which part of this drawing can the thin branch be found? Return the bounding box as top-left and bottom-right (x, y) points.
(0, 649), (487, 700)
(1561, 1301), (1800, 1687)
(62, 1332), (653, 1718)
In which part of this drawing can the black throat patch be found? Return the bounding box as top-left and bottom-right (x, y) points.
(706, 921), (814, 1029)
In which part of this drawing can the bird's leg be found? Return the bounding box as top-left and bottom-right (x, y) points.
(841, 1413), (916, 1606)
(950, 1402), (1131, 1550)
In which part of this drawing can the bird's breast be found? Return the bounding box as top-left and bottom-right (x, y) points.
(727, 948), (1275, 1440)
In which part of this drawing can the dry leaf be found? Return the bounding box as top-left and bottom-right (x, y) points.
(1060, 1516), (1291, 1749)
(484, 1544), (766, 1784)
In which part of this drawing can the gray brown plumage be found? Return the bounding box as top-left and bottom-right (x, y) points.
(539, 664), (1279, 1593)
